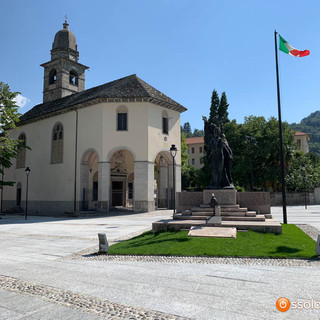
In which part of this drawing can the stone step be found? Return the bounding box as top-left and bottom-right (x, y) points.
(152, 219), (282, 234)
(200, 204), (240, 209)
(222, 215), (265, 222)
(191, 206), (248, 213)
(188, 211), (256, 217)
(173, 214), (209, 220)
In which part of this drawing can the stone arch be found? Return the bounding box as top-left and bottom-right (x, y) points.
(69, 70), (78, 86)
(107, 146), (137, 162)
(49, 69), (57, 85)
(81, 148), (100, 165)
(80, 149), (100, 211)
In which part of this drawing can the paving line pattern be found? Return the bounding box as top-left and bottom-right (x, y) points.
(0, 275), (190, 320)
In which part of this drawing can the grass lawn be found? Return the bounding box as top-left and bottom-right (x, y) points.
(108, 224), (318, 259)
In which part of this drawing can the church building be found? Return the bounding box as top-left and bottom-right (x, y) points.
(2, 21), (187, 215)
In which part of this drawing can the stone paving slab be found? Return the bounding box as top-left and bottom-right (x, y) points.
(188, 226), (236, 238)
(0, 275), (190, 320)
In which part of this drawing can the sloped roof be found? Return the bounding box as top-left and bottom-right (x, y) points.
(19, 74), (187, 125)
(186, 137), (204, 145)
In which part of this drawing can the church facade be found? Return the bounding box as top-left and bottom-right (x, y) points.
(2, 21), (186, 215)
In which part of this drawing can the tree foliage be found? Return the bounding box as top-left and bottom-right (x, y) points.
(209, 89), (220, 123)
(285, 151), (320, 191)
(0, 82), (26, 188)
(224, 116), (295, 191)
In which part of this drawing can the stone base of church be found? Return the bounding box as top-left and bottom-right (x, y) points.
(97, 201), (109, 212)
(134, 201), (155, 212)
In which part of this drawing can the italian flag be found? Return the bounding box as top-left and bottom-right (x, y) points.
(279, 35), (310, 57)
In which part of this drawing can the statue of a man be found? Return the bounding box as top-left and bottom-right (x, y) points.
(203, 116), (233, 189)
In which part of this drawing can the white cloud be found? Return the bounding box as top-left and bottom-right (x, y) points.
(14, 94), (30, 108)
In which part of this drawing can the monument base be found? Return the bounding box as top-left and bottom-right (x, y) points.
(203, 189), (236, 206)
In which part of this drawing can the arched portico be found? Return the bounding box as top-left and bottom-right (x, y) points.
(109, 149), (135, 210)
(154, 151), (173, 209)
(80, 149), (99, 210)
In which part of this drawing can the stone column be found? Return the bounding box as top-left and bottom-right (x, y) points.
(134, 161), (155, 212)
(98, 161), (110, 211)
(175, 164), (182, 193)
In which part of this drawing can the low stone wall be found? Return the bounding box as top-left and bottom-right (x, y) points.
(177, 190), (271, 214)
(237, 192), (270, 214)
(176, 192), (203, 212)
(270, 188), (320, 206)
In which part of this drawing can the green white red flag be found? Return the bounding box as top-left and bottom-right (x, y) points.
(279, 35), (310, 57)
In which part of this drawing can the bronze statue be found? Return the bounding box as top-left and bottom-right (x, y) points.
(203, 116), (233, 189)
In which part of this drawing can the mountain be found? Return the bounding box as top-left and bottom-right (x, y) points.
(290, 111), (320, 155)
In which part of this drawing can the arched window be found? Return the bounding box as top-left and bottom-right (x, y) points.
(117, 106), (128, 131)
(49, 69), (57, 85)
(51, 123), (63, 164)
(16, 133), (26, 168)
(162, 110), (169, 134)
(69, 70), (78, 86)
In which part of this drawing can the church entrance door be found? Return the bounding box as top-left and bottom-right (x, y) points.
(112, 181), (123, 206)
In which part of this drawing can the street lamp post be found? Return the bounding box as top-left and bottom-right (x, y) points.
(302, 164), (307, 209)
(25, 167), (31, 220)
(170, 144), (178, 214)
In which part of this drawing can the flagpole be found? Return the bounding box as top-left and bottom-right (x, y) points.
(274, 30), (288, 224)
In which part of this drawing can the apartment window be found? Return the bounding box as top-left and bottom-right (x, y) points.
(192, 158), (195, 165)
(200, 146), (203, 153)
(192, 147), (195, 154)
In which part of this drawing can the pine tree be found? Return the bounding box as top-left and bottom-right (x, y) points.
(209, 89), (220, 124)
(218, 92), (229, 126)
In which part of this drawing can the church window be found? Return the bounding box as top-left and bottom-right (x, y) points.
(162, 110), (169, 134)
(117, 106), (128, 131)
(51, 123), (63, 164)
(16, 133), (26, 168)
(69, 70), (78, 86)
(49, 69), (57, 85)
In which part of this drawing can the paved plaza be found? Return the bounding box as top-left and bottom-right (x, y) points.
(0, 207), (319, 319)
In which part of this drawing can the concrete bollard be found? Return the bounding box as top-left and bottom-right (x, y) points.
(316, 234), (320, 257)
(98, 233), (109, 253)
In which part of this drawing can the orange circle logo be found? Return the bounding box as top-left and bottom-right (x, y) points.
(276, 297), (290, 312)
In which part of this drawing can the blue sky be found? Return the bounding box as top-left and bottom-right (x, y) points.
(1, 0), (319, 131)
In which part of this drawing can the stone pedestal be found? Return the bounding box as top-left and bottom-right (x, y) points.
(203, 189), (236, 206)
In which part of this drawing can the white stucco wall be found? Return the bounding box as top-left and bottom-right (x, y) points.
(2, 100), (183, 213)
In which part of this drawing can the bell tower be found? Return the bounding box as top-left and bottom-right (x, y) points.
(41, 20), (89, 103)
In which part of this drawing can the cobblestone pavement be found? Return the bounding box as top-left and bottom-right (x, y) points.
(0, 275), (189, 320)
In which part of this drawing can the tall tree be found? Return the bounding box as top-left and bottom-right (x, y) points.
(209, 89), (220, 124)
(218, 91), (229, 126)
(182, 122), (192, 137)
(0, 82), (26, 188)
(224, 116), (295, 191)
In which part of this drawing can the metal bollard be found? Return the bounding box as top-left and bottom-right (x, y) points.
(98, 233), (109, 253)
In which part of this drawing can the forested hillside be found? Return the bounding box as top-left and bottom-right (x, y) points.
(290, 111), (320, 155)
